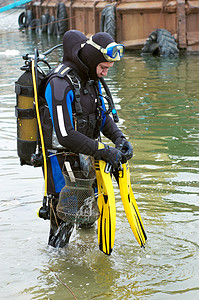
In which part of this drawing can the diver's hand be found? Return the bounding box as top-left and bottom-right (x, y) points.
(94, 144), (125, 169)
(115, 137), (133, 162)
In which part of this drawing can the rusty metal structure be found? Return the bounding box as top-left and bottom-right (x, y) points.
(24, 0), (199, 51)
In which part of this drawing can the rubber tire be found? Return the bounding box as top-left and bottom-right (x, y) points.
(54, 20), (59, 36)
(26, 10), (33, 28)
(141, 29), (179, 57)
(18, 12), (26, 29)
(57, 2), (68, 35)
(41, 14), (49, 33)
(30, 19), (41, 34)
(47, 16), (55, 35)
(100, 4), (116, 40)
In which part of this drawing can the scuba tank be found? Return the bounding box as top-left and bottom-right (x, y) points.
(15, 46), (62, 166)
(15, 65), (41, 166)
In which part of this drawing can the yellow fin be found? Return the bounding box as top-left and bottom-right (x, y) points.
(95, 160), (116, 255)
(118, 162), (147, 247)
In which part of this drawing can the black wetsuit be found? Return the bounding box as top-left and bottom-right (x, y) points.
(44, 30), (124, 247)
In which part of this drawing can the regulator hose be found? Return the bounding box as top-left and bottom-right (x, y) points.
(31, 59), (48, 198)
(100, 77), (119, 123)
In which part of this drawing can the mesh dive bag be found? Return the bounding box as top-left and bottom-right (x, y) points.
(56, 154), (100, 225)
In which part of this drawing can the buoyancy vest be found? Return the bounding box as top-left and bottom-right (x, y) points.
(41, 64), (104, 150)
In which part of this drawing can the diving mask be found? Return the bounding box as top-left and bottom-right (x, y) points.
(85, 36), (125, 62)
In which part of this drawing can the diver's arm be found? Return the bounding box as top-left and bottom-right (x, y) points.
(101, 114), (125, 143)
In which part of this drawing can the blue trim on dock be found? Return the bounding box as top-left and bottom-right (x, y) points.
(0, 0), (31, 13)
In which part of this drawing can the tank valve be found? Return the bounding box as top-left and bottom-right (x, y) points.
(30, 152), (43, 167)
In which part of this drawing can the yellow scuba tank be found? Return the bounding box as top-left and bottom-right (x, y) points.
(15, 69), (37, 165)
(15, 47), (62, 167)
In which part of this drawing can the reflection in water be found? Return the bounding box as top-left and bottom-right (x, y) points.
(1, 9), (199, 300)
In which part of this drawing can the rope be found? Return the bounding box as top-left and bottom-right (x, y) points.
(49, 267), (78, 300)
(50, 201), (59, 229)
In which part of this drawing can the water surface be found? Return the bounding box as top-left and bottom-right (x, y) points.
(0, 9), (199, 300)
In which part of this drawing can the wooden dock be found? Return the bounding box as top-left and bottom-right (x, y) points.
(20, 0), (199, 51)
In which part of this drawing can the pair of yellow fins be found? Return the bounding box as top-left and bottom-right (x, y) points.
(95, 159), (147, 255)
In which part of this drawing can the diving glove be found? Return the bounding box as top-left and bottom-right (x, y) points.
(115, 137), (133, 162)
(94, 142), (124, 169)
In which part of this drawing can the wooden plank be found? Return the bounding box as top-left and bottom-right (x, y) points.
(187, 44), (199, 50)
(187, 31), (199, 44)
(187, 0), (199, 13)
(117, 1), (176, 13)
(121, 38), (146, 49)
(177, 0), (187, 48)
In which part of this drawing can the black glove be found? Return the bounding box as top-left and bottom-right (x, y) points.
(115, 137), (133, 162)
(94, 143), (125, 169)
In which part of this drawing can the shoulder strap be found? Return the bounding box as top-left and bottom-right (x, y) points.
(49, 64), (83, 116)
(65, 70), (83, 116)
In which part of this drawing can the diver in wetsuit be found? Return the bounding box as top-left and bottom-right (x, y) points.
(44, 30), (133, 247)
